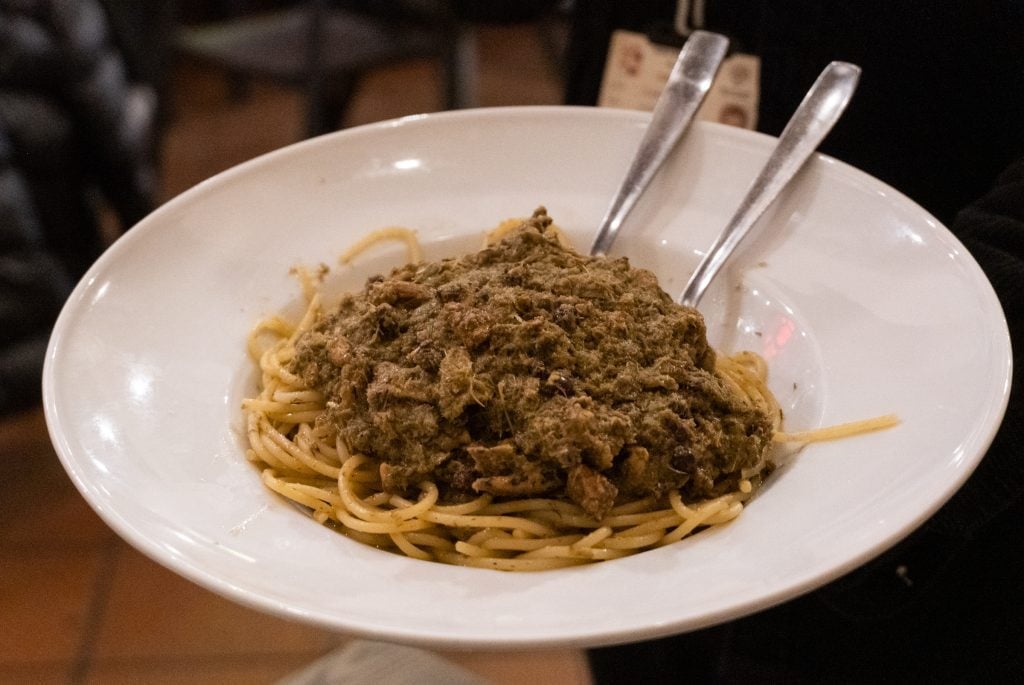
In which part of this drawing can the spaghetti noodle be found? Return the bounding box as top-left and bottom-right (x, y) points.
(241, 215), (897, 570)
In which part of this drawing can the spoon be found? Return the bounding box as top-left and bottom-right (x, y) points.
(678, 61), (861, 308)
(589, 30), (730, 257)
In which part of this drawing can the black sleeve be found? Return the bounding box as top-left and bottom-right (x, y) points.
(0, 0), (160, 415)
(809, 156), (1024, 619)
(0, 126), (72, 414)
(914, 158), (1024, 538)
(590, 156), (1024, 684)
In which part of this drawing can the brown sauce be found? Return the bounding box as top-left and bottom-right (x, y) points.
(291, 208), (772, 519)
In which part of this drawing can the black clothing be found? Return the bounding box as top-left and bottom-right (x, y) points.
(571, 2), (1024, 682)
(589, 158), (1024, 683)
(0, 0), (162, 414)
(565, 1), (1024, 227)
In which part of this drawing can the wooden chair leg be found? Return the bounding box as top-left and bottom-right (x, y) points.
(440, 22), (478, 110)
(305, 73), (360, 138)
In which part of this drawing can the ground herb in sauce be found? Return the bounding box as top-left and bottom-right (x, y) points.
(291, 208), (773, 519)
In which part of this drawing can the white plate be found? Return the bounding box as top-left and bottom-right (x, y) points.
(44, 107), (1011, 649)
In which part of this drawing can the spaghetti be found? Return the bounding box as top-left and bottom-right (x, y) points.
(242, 217), (897, 571)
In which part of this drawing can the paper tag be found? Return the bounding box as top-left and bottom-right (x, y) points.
(597, 29), (760, 130)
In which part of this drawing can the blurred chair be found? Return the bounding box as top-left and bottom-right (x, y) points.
(0, 0), (170, 415)
(176, 0), (473, 137)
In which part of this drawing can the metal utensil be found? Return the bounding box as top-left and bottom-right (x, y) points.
(589, 30), (730, 257)
(678, 61), (861, 308)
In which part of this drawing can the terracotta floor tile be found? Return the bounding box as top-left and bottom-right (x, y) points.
(0, 483), (113, 549)
(346, 60), (444, 127)
(0, 457), (114, 551)
(0, 662), (75, 685)
(0, 407), (50, 456)
(475, 24), (565, 107)
(82, 655), (317, 685)
(159, 76), (304, 201)
(0, 549), (104, 665)
(444, 648), (593, 685)
(0, 409), (114, 550)
(346, 24), (563, 129)
(91, 544), (338, 661)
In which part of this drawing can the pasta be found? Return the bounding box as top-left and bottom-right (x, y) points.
(241, 220), (897, 571)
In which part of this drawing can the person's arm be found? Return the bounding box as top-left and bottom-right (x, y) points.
(0, 126), (73, 414)
(814, 156), (1024, 619)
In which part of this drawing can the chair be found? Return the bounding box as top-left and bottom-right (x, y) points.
(176, 0), (472, 137)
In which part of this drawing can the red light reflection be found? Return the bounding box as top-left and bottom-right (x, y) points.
(762, 316), (797, 360)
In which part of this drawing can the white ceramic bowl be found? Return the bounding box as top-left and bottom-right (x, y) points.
(43, 107), (1010, 649)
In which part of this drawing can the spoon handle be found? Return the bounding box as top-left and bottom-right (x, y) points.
(589, 31), (730, 257)
(679, 61), (861, 308)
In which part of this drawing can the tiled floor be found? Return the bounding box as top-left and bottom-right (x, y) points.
(0, 19), (593, 685)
